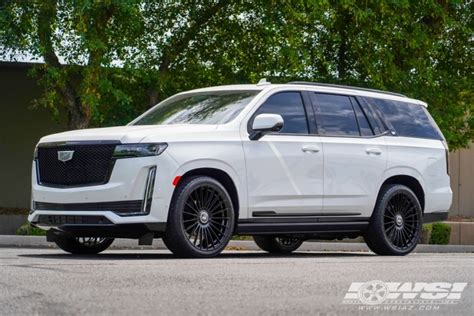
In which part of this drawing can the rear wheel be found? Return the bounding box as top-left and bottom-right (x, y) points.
(253, 235), (303, 254)
(163, 176), (235, 258)
(54, 235), (114, 254)
(365, 184), (422, 256)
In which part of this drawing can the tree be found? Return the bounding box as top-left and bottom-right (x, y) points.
(1, 0), (472, 149)
(263, 1), (473, 149)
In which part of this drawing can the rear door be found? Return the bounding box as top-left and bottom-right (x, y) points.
(309, 93), (387, 217)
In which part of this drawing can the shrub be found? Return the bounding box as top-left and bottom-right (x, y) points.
(16, 223), (46, 236)
(421, 224), (433, 244)
(429, 222), (451, 245)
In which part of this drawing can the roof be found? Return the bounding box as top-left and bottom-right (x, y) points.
(287, 81), (406, 98)
(185, 81), (428, 107)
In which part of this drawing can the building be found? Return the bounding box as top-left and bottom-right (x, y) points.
(1, 62), (473, 218)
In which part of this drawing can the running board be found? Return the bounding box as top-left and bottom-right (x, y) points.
(236, 217), (369, 235)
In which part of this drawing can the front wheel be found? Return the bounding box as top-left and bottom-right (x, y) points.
(54, 234), (114, 254)
(253, 236), (304, 254)
(163, 176), (235, 258)
(365, 184), (422, 256)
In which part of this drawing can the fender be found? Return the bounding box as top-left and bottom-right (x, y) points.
(172, 158), (249, 219)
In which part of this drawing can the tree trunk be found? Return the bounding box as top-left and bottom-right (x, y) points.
(67, 104), (90, 130)
(148, 88), (159, 107)
(62, 85), (90, 130)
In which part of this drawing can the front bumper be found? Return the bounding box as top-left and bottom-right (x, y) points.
(29, 152), (179, 227)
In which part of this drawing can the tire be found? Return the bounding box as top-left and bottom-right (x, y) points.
(253, 235), (303, 254)
(364, 184), (422, 256)
(54, 234), (114, 254)
(163, 176), (235, 258)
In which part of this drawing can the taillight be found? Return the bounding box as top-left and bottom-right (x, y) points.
(442, 141), (450, 175)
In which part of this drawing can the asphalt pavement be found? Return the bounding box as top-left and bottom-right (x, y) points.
(0, 248), (472, 315)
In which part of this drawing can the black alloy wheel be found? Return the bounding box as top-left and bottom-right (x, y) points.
(365, 184), (422, 256)
(182, 184), (233, 251)
(54, 235), (114, 254)
(383, 192), (421, 251)
(253, 235), (304, 253)
(164, 176), (235, 258)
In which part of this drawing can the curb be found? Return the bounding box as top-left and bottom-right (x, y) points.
(1, 236), (473, 253)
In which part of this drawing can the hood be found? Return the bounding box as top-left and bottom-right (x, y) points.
(38, 124), (219, 144)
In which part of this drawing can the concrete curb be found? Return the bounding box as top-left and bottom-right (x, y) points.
(1, 236), (473, 253)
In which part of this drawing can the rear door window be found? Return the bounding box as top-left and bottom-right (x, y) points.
(311, 93), (360, 136)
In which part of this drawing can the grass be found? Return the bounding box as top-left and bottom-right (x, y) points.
(16, 223), (46, 236)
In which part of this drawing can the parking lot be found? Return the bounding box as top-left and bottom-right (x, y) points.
(0, 248), (472, 315)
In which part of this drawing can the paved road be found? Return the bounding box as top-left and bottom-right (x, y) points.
(0, 248), (472, 315)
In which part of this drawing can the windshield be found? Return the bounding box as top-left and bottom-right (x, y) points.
(133, 91), (258, 125)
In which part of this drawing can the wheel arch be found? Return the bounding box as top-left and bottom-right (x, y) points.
(178, 167), (240, 218)
(379, 175), (425, 212)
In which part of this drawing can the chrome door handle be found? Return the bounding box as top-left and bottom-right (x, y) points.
(366, 148), (382, 155)
(302, 146), (320, 153)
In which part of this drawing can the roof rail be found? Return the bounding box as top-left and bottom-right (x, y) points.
(287, 81), (406, 98)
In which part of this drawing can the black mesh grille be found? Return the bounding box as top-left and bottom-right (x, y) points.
(37, 143), (117, 186)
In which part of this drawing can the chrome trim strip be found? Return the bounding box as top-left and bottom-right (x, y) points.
(141, 166), (157, 213)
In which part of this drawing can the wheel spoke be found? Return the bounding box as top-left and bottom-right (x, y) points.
(185, 202), (200, 214)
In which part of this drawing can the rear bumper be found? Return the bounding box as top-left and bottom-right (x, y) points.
(423, 212), (449, 224)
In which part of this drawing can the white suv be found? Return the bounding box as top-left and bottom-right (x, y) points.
(29, 81), (452, 257)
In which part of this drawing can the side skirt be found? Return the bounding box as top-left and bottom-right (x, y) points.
(236, 216), (370, 235)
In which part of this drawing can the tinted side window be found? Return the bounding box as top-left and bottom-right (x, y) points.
(352, 98), (373, 136)
(254, 92), (309, 134)
(371, 98), (442, 139)
(313, 94), (359, 136)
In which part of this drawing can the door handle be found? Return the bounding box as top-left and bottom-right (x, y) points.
(366, 148), (382, 155)
(302, 146), (320, 153)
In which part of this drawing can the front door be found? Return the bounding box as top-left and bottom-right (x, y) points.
(243, 91), (324, 216)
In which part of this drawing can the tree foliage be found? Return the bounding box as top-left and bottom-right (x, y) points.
(0, 0), (472, 149)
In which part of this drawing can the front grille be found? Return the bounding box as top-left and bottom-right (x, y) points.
(34, 200), (142, 215)
(37, 143), (117, 187)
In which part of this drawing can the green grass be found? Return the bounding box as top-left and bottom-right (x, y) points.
(16, 223), (46, 236)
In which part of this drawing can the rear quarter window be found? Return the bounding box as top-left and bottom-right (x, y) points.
(368, 98), (442, 140)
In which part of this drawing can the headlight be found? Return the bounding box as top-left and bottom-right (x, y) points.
(113, 143), (168, 158)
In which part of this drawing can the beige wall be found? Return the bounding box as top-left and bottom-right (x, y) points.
(449, 144), (474, 217)
(0, 64), (64, 208)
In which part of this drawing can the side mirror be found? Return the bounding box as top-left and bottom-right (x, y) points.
(249, 113), (284, 140)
